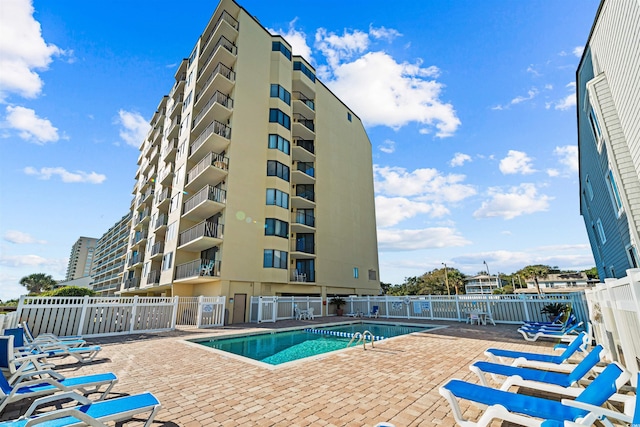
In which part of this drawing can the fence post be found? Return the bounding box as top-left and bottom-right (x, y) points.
(15, 295), (26, 325)
(521, 294), (530, 322)
(454, 294), (461, 321)
(76, 295), (90, 336)
(129, 296), (139, 334)
(196, 295), (204, 328)
(257, 297), (263, 323)
(171, 296), (179, 329)
(485, 293), (492, 321)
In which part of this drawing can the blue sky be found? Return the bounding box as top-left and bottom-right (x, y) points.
(0, 0), (601, 300)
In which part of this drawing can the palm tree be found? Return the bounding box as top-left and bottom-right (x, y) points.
(520, 265), (550, 295)
(19, 273), (57, 294)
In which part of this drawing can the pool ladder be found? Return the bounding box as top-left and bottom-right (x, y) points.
(347, 330), (375, 350)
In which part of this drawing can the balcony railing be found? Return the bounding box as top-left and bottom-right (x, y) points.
(155, 213), (167, 229)
(294, 91), (315, 111)
(295, 188), (315, 202)
(192, 91), (233, 129)
(186, 152), (229, 185)
(146, 270), (160, 286)
(295, 139), (314, 154)
(293, 239), (315, 254)
(178, 221), (224, 246)
(175, 258), (222, 280)
(123, 277), (139, 289)
(183, 185), (227, 213)
(189, 120), (231, 156)
(130, 229), (148, 246)
(155, 188), (169, 206)
(292, 212), (315, 227)
(199, 36), (237, 78)
(133, 208), (150, 226)
(200, 10), (239, 56)
(196, 63), (235, 102)
(150, 241), (164, 257)
(296, 162), (314, 177)
(294, 114), (314, 131)
(126, 253), (140, 268)
(162, 138), (178, 159)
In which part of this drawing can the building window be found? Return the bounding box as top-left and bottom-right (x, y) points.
(268, 134), (290, 155)
(269, 109), (291, 129)
(626, 244), (639, 269)
(353, 267), (359, 279)
(170, 194), (181, 213)
(596, 218), (606, 244)
(162, 252), (173, 270)
(368, 269), (377, 280)
(293, 61), (316, 82)
(585, 176), (593, 201)
(347, 112), (352, 122)
(263, 249), (287, 269)
(589, 107), (604, 150)
(271, 41), (291, 61)
(606, 169), (623, 214)
(267, 160), (290, 182)
(167, 221), (177, 241)
(270, 84), (291, 105)
(265, 218), (289, 238)
(266, 188), (289, 209)
(184, 91), (193, 109)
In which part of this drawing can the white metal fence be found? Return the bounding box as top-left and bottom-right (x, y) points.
(585, 269), (640, 385)
(13, 295), (226, 338)
(0, 311), (19, 333)
(249, 293), (588, 324)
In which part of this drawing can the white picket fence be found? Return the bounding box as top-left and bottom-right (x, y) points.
(0, 311), (20, 333)
(585, 269), (640, 385)
(249, 293), (589, 325)
(13, 295), (226, 338)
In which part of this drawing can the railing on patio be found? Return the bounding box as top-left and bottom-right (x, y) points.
(585, 269), (640, 385)
(249, 296), (323, 323)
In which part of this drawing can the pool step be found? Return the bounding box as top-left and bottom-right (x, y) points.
(304, 328), (385, 341)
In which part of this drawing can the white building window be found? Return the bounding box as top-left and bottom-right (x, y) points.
(585, 176), (594, 201)
(596, 218), (606, 244)
(606, 169), (623, 215)
(626, 244), (639, 269)
(162, 252), (173, 271)
(167, 221), (177, 241)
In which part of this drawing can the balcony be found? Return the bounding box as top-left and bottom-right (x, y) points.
(188, 120), (231, 162)
(291, 211), (315, 233)
(195, 62), (235, 110)
(162, 138), (178, 162)
(192, 91), (233, 135)
(123, 277), (139, 289)
(155, 187), (170, 210)
(139, 188), (154, 209)
(178, 220), (224, 252)
(126, 253), (142, 268)
(130, 230), (148, 249)
(290, 237), (316, 259)
(292, 162), (315, 185)
(198, 36), (237, 83)
(292, 139), (315, 163)
(291, 186), (315, 209)
(291, 269), (316, 283)
(166, 115), (181, 139)
(133, 208), (150, 230)
(158, 164), (174, 186)
(293, 91), (315, 119)
(152, 126), (163, 144)
(293, 114), (315, 140)
(182, 185), (226, 221)
(200, 10), (238, 59)
(145, 270), (161, 287)
(149, 241), (164, 259)
(154, 213), (168, 231)
(174, 258), (221, 283)
(185, 152), (229, 193)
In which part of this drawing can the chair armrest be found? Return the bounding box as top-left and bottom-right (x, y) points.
(560, 398), (632, 423)
(13, 369), (64, 386)
(22, 391), (92, 418)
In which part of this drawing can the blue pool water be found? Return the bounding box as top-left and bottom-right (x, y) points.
(192, 322), (433, 365)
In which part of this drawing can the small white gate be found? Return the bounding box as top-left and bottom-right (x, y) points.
(250, 296), (277, 323)
(196, 296), (226, 327)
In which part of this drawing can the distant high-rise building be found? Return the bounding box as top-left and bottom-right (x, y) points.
(91, 212), (132, 296)
(119, 0), (380, 323)
(577, 0), (640, 280)
(65, 236), (98, 281)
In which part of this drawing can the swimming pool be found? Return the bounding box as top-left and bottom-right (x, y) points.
(190, 322), (436, 366)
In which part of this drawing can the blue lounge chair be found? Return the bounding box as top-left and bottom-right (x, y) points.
(4, 327), (102, 364)
(470, 345), (606, 394)
(21, 322), (86, 348)
(0, 391), (161, 427)
(0, 365), (117, 413)
(439, 362), (630, 427)
(369, 306), (379, 318)
(0, 336), (52, 384)
(485, 331), (589, 367)
(518, 321), (584, 342)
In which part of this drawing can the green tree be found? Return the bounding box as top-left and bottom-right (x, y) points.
(19, 273), (57, 294)
(380, 282), (393, 295)
(583, 267), (599, 280)
(519, 265), (551, 295)
(41, 286), (96, 297)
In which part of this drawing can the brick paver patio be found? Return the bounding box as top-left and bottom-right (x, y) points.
(1, 319), (561, 426)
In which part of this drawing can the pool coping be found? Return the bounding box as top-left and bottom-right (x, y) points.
(180, 320), (448, 370)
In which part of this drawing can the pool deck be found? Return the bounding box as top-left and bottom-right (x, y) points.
(3, 318), (571, 426)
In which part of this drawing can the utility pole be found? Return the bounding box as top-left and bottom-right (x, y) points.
(442, 263), (450, 295)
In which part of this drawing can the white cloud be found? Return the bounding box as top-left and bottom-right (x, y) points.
(268, 19), (313, 61)
(473, 183), (553, 220)
(378, 227), (471, 251)
(449, 152), (471, 167)
(312, 25), (459, 137)
(375, 196), (447, 228)
(493, 88), (538, 110)
(572, 46), (585, 58)
(546, 168), (560, 177)
(374, 165), (476, 202)
(24, 166), (106, 183)
(499, 150), (536, 175)
(554, 145), (578, 174)
(0, 254), (65, 268)
(3, 230), (46, 244)
(5, 105), (59, 144)
(526, 65), (541, 77)
(116, 110), (150, 147)
(0, 0), (68, 101)
(555, 93), (576, 110)
(378, 139), (395, 154)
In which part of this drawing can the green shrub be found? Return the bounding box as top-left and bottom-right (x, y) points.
(41, 286), (96, 297)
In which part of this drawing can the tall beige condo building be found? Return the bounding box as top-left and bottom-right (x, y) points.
(65, 236), (98, 281)
(120, 0), (380, 323)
